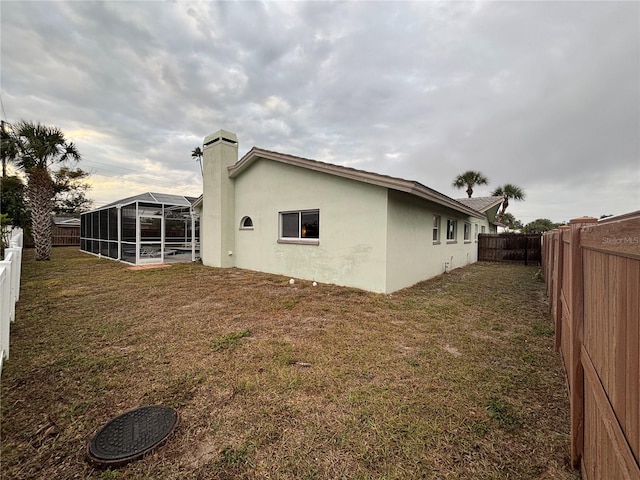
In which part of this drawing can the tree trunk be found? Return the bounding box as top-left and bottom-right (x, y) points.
(496, 198), (510, 223)
(27, 167), (54, 261)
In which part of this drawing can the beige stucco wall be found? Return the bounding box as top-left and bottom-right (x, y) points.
(232, 159), (389, 292)
(200, 131), (237, 268)
(385, 190), (488, 292)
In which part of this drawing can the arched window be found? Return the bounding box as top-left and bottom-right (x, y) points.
(240, 216), (253, 230)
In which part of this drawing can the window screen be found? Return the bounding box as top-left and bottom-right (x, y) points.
(282, 213), (299, 238)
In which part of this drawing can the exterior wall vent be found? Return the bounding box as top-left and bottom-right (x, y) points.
(203, 136), (238, 147)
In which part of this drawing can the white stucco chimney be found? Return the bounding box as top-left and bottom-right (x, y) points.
(200, 129), (238, 268)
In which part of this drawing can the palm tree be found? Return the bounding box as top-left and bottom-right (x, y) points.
(492, 183), (526, 223)
(8, 121), (81, 260)
(452, 170), (489, 198)
(1, 120), (19, 178)
(192, 146), (203, 177)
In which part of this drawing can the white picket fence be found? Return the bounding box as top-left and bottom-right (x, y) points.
(1, 228), (24, 376)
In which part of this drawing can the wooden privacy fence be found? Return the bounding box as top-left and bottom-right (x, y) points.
(543, 213), (639, 480)
(478, 233), (542, 265)
(24, 225), (80, 248)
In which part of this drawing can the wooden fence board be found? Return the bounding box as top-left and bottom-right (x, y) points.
(581, 221), (640, 260)
(583, 346), (640, 480)
(24, 225), (80, 247)
(625, 259), (639, 466)
(543, 213), (640, 479)
(570, 219), (593, 465)
(478, 233), (542, 265)
(553, 229), (567, 350)
(584, 250), (640, 466)
(613, 256), (627, 430)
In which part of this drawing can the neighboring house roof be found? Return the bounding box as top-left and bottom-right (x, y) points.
(53, 217), (81, 227)
(96, 192), (199, 211)
(227, 147), (485, 219)
(455, 196), (504, 213)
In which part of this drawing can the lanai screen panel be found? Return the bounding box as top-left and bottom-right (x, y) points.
(120, 203), (137, 264)
(80, 206), (119, 259)
(165, 206), (196, 251)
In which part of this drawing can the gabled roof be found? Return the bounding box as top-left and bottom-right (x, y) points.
(53, 216), (80, 226)
(455, 196), (503, 213)
(228, 147), (484, 219)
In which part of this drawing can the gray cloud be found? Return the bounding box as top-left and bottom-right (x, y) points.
(1, 0), (638, 221)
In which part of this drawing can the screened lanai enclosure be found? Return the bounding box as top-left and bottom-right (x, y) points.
(80, 192), (200, 265)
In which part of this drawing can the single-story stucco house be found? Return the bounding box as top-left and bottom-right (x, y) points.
(193, 129), (502, 293)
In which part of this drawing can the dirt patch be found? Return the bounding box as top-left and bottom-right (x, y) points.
(127, 264), (172, 271)
(442, 343), (462, 357)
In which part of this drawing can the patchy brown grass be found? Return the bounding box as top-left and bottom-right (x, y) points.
(1, 247), (578, 479)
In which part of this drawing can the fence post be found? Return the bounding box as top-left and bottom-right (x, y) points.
(0, 252), (15, 367)
(0, 266), (9, 365)
(567, 216), (598, 468)
(0, 253), (15, 324)
(553, 227), (569, 351)
(543, 230), (555, 312)
(5, 247), (22, 304)
(9, 228), (24, 248)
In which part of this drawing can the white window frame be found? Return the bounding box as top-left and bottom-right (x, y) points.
(278, 209), (320, 245)
(464, 222), (471, 242)
(474, 223), (479, 242)
(446, 219), (457, 242)
(433, 215), (441, 244)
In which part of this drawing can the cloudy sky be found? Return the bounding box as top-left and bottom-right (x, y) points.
(1, 1), (638, 223)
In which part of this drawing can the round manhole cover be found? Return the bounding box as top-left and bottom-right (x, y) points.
(87, 405), (179, 467)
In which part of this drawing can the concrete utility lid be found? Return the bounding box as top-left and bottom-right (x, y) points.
(87, 405), (179, 467)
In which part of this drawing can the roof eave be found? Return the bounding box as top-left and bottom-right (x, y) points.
(481, 198), (505, 212)
(410, 185), (485, 219)
(229, 148), (485, 219)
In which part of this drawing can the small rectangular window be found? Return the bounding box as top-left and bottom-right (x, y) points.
(446, 219), (457, 241)
(433, 215), (441, 243)
(280, 210), (319, 242)
(474, 224), (478, 241)
(464, 222), (471, 242)
(481, 225), (486, 234)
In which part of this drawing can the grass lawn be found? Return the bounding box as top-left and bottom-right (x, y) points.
(1, 247), (578, 479)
